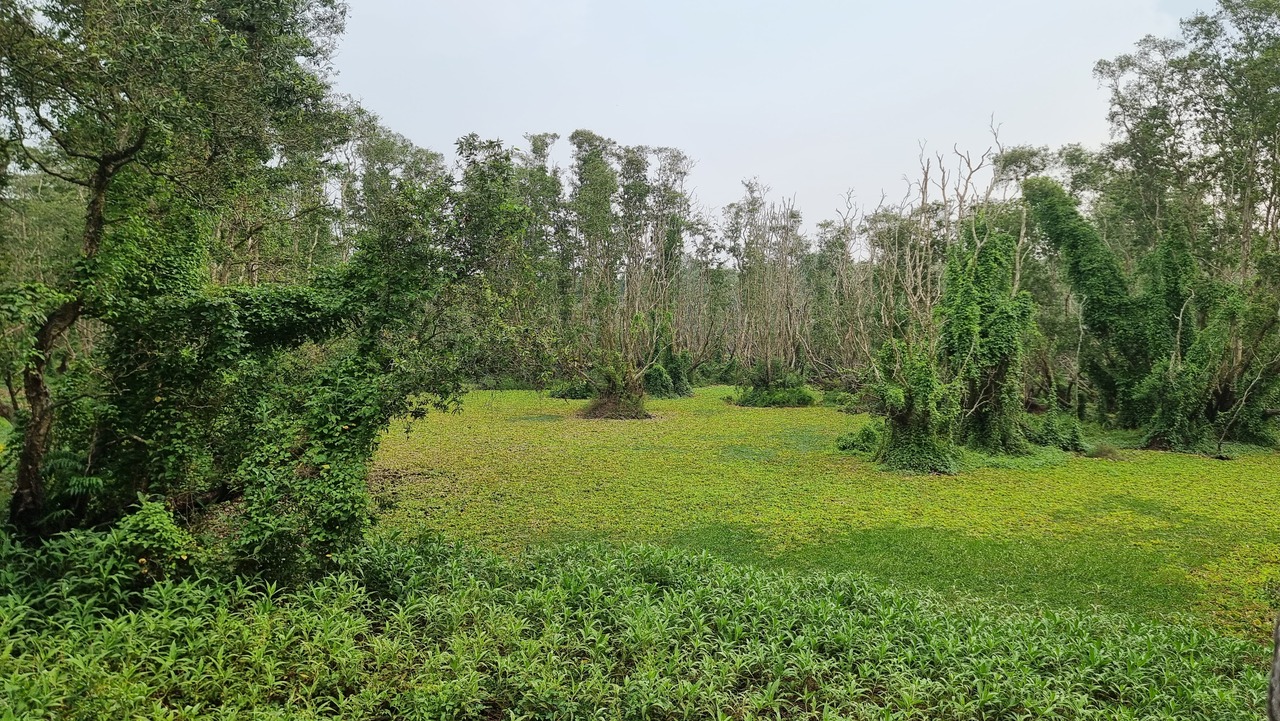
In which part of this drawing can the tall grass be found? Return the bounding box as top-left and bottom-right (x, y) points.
(1, 532), (1265, 719)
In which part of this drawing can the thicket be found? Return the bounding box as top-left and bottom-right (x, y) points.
(0, 1), (527, 576)
(733, 361), (817, 408)
(1, 533), (1265, 719)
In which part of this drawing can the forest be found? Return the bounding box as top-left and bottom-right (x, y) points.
(2, 0), (1280, 718)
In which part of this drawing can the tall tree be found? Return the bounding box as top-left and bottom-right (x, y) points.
(0, 0), (347, 535)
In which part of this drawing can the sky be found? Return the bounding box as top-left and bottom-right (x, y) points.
(332, 0), (1212, 222)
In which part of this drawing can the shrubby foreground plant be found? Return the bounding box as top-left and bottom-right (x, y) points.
(0, 533), (1266, 719)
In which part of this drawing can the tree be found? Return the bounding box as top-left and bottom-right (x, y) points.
(0, 0), (348, 536)
(939, 211), (1036, 454)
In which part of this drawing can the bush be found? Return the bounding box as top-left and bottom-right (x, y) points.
(0, 536), (1264, 718)
(117, 500), (197, 579)
(871, 340), (960, 474)
(878, 421), (959, 474)
(0, 518), (180, 622)
(733, 361), (816, 407)
(1085, 442), (1124, 460)
(663, 349), (695, 397)
(548, 378), (593, 400)
(642, 363), (676, 398)
(581, 392), (649, 419)
(822, 389), (855, 408)
(733, 385), (817, 408)
(577, 362), (650, 420)
(836, 419), (884, 455)
(692, 357), (741, 386)
(1028, 410), (1087, 453)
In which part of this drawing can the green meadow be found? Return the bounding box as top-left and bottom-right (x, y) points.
(376, 387), (1280, 639)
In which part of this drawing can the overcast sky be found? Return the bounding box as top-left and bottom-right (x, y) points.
(333, 0), (1211, 221)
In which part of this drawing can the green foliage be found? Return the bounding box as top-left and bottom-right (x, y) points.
(1027, 411), (1088, 453)
(692, 356), (742, 386)
(0, 110), (525, 573)
(0, 517), (183, 621)
(1023, 177), (1280, 452)
(581, 356), (649, 419)
(871, 340), (959, 473)
(642, 362), (675, 398)
(836, 418), (883, 455)
(733, 385), (817, 408)
(1023, 178), (1149, 421)
(474, 376), (539, 391)
(733, 361), (816, 407)
(548, 378), (594, 400)
(821, 389), (857, 410)
(1085, 443), (1124, 461)
(659, 346), (695, 398)
(0, 535), (1265, 718)
(380, 388), (1280, 632)
(116, 499), (196, 580)
(939, 216), (1036, 454)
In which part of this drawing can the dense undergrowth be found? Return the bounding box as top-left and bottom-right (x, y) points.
(1, 531), (1265, 719)
(732, 364), (817, 408)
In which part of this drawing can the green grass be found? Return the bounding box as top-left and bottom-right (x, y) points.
(375, 387), (1280, 638)
(2, 533), (1265, 718)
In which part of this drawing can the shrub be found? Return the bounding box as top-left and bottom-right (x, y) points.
(580, 362), (649, 420)
(642, 363), (676, 398)
(662, 349), (695, 398)
(871, 340), (960, 474)
(1086, 442), (1124, 460)
(733, 384), (817, 408)
(836, 419), (884, 455)
(1027, 410), (1087, 452)
(692, 357), (741, 386)
(548, 378), (594, 400)
(0, 536), (1264, 718)
(878, 420), (959, 474)
(822, 389), (854, 407)
(733, 361), (816, 407)
(116, 500), (197, 579)
(581, 392), (649, 419)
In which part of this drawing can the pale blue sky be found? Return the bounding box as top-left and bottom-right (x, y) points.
(334, 0), (1210, 220)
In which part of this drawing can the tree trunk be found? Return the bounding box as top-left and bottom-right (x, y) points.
(8, 163), (110, 538)
(9, 300), (81, 536)
(1270, 614), (1280, 721)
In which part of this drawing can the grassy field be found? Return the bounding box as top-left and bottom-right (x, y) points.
(374, 387), (1280, 639)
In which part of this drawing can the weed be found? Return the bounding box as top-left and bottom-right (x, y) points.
(1086, 443), (1124, 460)
(0, 535), (1266, 718)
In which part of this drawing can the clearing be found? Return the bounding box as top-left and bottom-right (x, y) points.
(374, 387), (1280, 638)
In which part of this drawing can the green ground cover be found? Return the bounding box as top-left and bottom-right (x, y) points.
(375, 387), (1280, 639)
(2, 534), (1265, 718)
